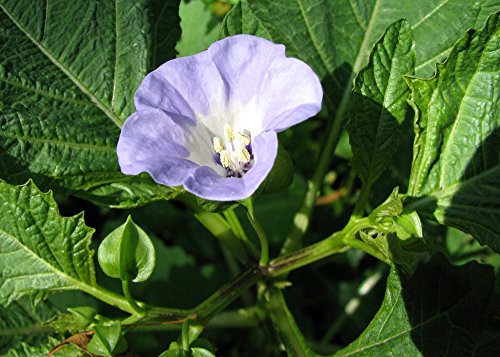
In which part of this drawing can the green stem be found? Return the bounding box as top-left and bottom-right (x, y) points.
(74, 282), (139, 315)
(247, 212), (269, 266)
(223, 209), (259, 259)
(281, 86), (353, 255)
(195, 266), (263, 324)
(266, 288), (317, 356)
(194, 211), (248, 263)
(269, 218), (370, 277)
(122, 280), (145, 316)
(181, 320), (190, 351)
(351, 181), (372, 218)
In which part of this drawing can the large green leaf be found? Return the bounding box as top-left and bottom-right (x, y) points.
(407, 12), (499, 252)
(346, 20), (415, 187)
(0, 180), (96, 305)
(0, 298), (58, 353)
(0, 0), (181, 206)
(336, 255), (500, 356)
(222, 0), (499, 108)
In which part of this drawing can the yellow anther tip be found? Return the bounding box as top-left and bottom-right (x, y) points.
(237, 132), (251, 146)
(239, 148), (251, 164)
(220, 150), (232, 168)
(224, 123), (235, 142)
(213, 137), (224, 153)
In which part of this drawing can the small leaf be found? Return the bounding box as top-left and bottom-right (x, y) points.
(86, 323), (127, 357)
(66, 306), (99, 330)
(192, 347), (216, 357)
(336, 255), (500, 356)
(98, 216), (156, 282)
(393, 211), (423, 240)
(369, 187), (403, 222)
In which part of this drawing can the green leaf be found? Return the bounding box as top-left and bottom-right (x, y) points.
(86, 323), (127, 357)
(176, 0), (220, 57)
(393, 211), (423, 240)
(0, 0), (181, 205)
(74, 174), (182, 209)
(0, 180), (96, 305)
(219, 0), (271, 40)
(256, 142), (294, 195)
(0, 298), (58, 354)
(192, 347), (216, 357)
(98, 216), (156, 282)
(3, 336), (79, 357)
(407, 12), (500, 252)
(346, 20), (415, 186)
(336, 255), (500, 356)
(222, 0), (499, 109)
(369, 187), (403, 222)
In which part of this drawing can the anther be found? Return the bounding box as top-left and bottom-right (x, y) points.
(220, 150), (232, 168)
(236, 132), (251, 146)
(238, 148), (251, 164)
(213, 137), (224, 153)
(224, 123), (235, 142)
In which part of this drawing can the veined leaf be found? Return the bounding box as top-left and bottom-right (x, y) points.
(0, 298), (58, 354)
(220, 1), (271, 40)
(407, 12), (500, 252)
(0, 0), (181, 206)
(336, 255), (500, 356)
(0, 180), (95, 305)
(3, 336), (79, 357)
(346, 20), (415, 187)
(222, 0), (499, 108)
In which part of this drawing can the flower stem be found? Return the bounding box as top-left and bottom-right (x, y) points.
(121, 279), (145, 316)
(266, 287), (316, 356)
(194, 211), (249, 263)
(195, 266), (263, 323)
(282, 99), (351, 255)
(247, 211), (269, 266)
(181, 320), (190, 351)
(223, 209), (259, 259)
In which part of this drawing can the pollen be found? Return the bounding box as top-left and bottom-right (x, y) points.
(213, 137), (224, 153)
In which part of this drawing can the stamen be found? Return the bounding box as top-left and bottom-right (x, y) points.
(236, 132), (251, 146)
(213, 137), (224, 153)
(239, 148), (251, 164)
(220, 150), (232, 168)
(224, 123), (235, 142)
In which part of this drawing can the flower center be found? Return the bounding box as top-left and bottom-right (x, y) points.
(213, 123), (254, 178)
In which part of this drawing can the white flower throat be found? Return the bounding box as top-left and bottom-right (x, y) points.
(213, 123), (253, 178)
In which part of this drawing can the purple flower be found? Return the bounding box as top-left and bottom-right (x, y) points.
(117, 35), (323, 201)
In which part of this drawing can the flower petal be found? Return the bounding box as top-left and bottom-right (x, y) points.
(208, 35), (285, 105)
(259, 57), (323, 132)
(117, 109), (198, 186)
(134, 50), (225, 122)
(183, 131), (278, 201)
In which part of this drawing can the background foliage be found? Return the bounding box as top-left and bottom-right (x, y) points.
(0, 0), (499, 356)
